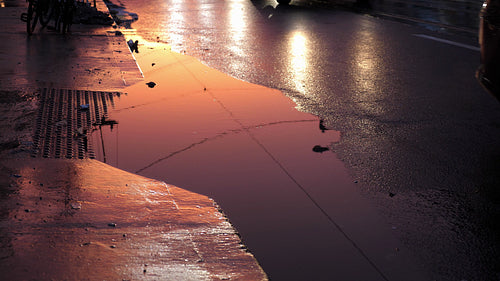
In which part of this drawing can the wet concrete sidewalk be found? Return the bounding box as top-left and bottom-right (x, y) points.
(0, 1), (267, 280)
(0, 1), (142, 92)
(0, 159), (267, 280)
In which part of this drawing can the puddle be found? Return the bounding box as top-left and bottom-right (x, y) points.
(90, 36), (426, 280)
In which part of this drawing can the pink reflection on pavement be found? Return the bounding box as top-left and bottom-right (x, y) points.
(90, 37), (418, 280)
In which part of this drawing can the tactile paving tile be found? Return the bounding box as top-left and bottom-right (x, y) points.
(32, 88), (120, 159)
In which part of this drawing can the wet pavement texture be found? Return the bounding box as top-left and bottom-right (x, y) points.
(110, 0), (500, 280)
(1, 0), (500, 280)
(0, 2), (142, 92)
(0, 0), (142, 157)
(0, 158), (267, 280)
(367, 0), (482, 33)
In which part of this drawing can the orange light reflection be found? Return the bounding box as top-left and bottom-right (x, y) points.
(289, 31), (310, 96)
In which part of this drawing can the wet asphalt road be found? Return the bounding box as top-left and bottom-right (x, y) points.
(112, 0), (500, 280)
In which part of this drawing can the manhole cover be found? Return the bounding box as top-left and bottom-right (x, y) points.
(32, 88), (120, 159)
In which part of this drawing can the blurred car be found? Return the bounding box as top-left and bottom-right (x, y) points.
(476, 0), (500, 100)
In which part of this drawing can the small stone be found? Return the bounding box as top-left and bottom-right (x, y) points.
(389, 192), (396, 197)
(71, 202), (82, 210)
(110, 245), (116, 248)
(146, 82), (156, 88)
(108, 223), (117, 227)
(312, 145), (329, 153)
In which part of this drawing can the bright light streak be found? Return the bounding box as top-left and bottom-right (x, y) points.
(165, 0), (185, 52)
(289, 32), (309, 95)
(227, 0), (248, 71)
(229, 2), (246, 41)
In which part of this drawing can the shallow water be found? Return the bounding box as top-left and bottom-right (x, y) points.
(88, 36), (426, 280)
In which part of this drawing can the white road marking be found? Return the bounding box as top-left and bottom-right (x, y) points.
(413, 34), (480, 51)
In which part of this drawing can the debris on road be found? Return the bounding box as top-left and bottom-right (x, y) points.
(312, 145), (329, 153)
(127, 39), (139, 53)
(71, 202), (82, 210)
